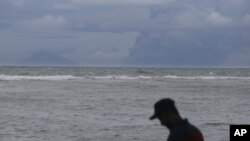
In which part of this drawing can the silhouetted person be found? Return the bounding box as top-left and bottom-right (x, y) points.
(150, 98), (204, 141)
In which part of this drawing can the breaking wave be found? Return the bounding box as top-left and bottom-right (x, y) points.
(88, 75), (250, 80)
(0, 75), (76, 81)
(162, 75), (250, 80)
(0, 74), (250, 81)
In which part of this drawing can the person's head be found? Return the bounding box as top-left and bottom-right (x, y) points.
(150, 98), (181, 129)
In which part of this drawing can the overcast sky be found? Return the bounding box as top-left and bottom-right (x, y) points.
(0, 0), (250, 67)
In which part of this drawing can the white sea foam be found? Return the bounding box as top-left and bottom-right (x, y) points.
(162, 75), (250, 80)
(0, 74), (250, 81)
(92, 75), (153, 80)
(91, 75), (250, 80)
(0, 75), (76, 81)
(85, 75), (250, 80)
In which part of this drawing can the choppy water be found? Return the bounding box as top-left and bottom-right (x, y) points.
(0, 67), (249, 141)
(0, 67), (250, 80)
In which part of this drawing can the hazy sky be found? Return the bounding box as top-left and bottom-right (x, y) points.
(0, 0), (250, 67)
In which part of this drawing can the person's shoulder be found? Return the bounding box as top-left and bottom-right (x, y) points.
(186, 123), (204, 141)
(187, 122), (201, 133)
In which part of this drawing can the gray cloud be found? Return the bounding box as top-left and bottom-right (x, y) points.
(12, 15), (67, 31)
(0, 29), (138, 66)
(125, 29), (244, 66)
(68, 0), (172, 6)
(0, 0), (249, 66)
(124, 0), (250, 67)
(22, 51), (77, 66)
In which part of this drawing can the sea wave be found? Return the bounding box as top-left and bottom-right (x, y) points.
(91, 75), (153, 80)
(0, 75), (76, 81)
(0, 74), (250, 81)
(162, 75), (250, 80)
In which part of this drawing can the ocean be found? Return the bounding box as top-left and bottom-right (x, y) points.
(0, 67), (249, 141)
